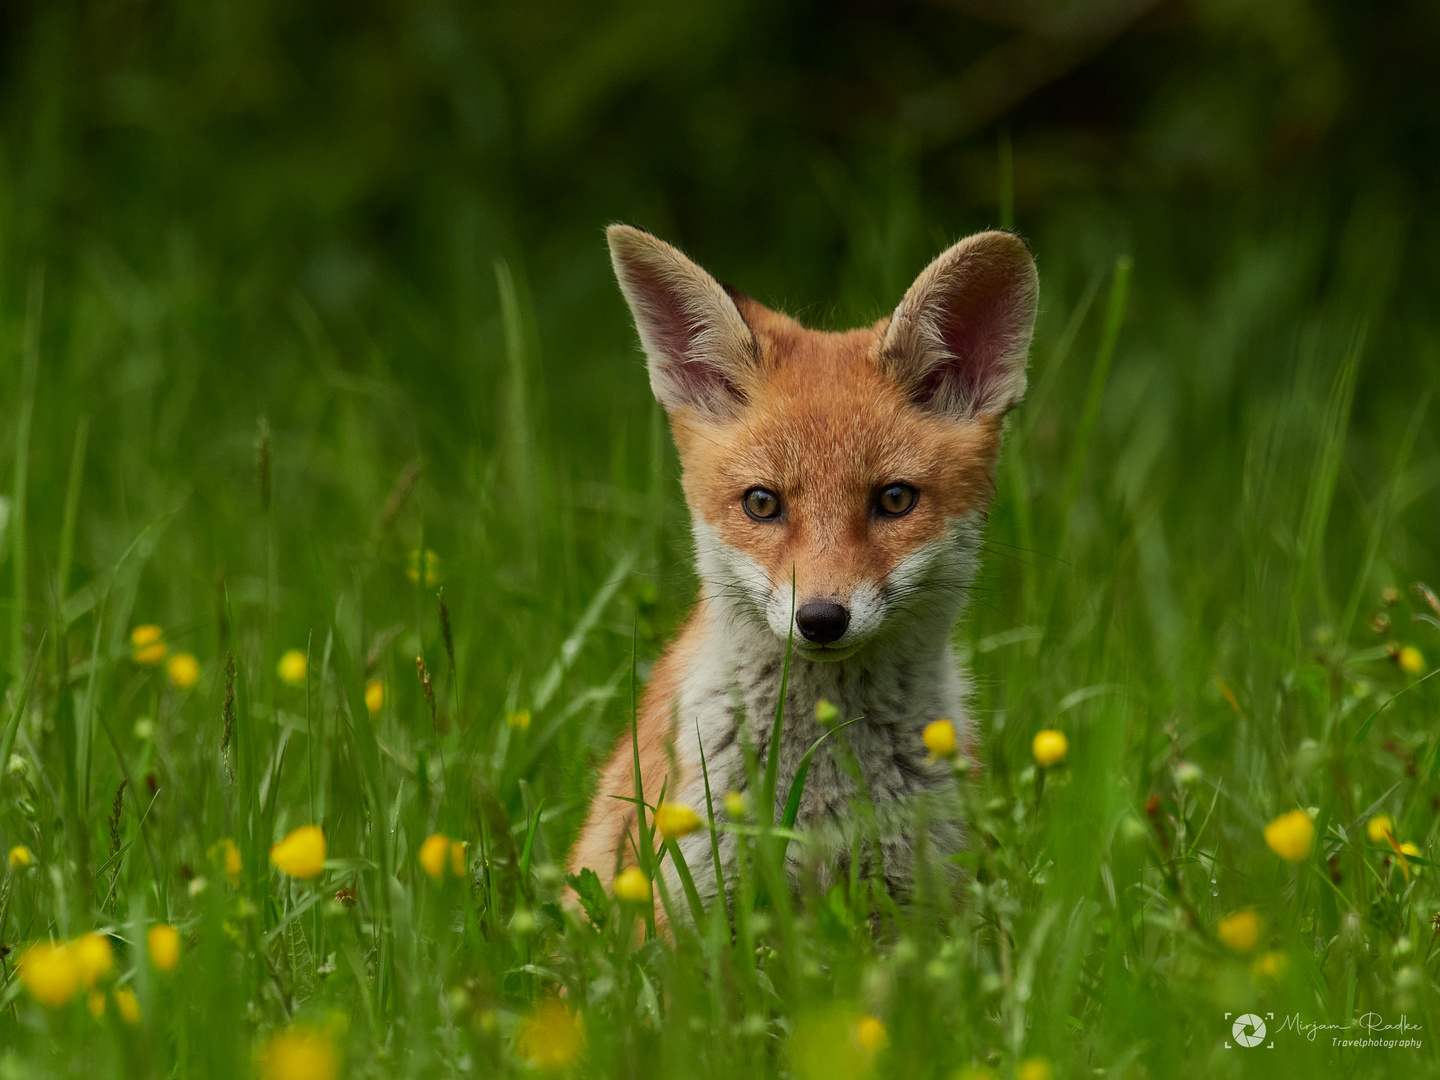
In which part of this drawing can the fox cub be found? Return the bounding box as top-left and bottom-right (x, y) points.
(570, 225), (1038, 917)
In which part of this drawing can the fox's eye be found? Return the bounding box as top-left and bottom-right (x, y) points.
(743, 488), (781, 521)
(876, 483), (918, 517)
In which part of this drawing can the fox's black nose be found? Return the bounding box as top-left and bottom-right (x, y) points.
(796, 602), (849, 644)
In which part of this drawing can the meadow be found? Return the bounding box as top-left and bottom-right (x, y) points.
(2, 3), (1439, 1078)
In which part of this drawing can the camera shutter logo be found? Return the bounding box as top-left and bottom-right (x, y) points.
(1232, 1014), (1266, 1048)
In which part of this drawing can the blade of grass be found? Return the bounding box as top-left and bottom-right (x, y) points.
(780, 717), (861, 830)
(760, 573), (796, 826)
(10, 268), (41, 677)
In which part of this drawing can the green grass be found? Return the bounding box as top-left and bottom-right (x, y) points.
(1, 75), (1439, 1080)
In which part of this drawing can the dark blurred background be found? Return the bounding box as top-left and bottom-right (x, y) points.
(5, 0), (1437, 405)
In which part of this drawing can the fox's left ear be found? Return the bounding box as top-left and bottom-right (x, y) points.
(879, 231), (1038, 420)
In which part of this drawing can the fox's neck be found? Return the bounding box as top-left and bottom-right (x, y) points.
(701, 595), (967, 751)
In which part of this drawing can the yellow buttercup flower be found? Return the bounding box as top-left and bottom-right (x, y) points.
(419, 833), (451, 880)
(88, 990), (106, 1018)
(114, 986), (141, 1025)
(1016, 1059), (1054, 1080)
(1397, 646), (1425, 675)
(613, 867), (650, 903)
(406, 548), (442, 587)
(450, 841), (467, 878)
(855, 1014), (887, 1055)
(131, 624), (167, 665)
(1252, 951), (1289, 980)
(655, 802), (702, 841)
(167, 652), (201, 689)
(276, 650), (308, 687)
(73, 933), (114, 987)
(148, 924), (180, 971)
(9, 844), (32, 869)
(211, 838), (243, 885)
(1216, 910), (1260, 952)
(506, 709), (531, 732)
(517, 1000), (583, 1072)
(1032, 729), (1068, 767)
(1265, 809), (1315, 862)
(19, 942), (80, 1007)
(260, 1026), (339, 1080)
(1367, 815), (1394, 844)
(364, 679), (385, 715)
(270, 825), (327, 878)
(724, 790), (747, 820)
(923, 719), (958, 760)
(1400, 842), (1422, 860)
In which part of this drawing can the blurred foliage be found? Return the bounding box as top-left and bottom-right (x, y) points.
(1, 2), (1439, 1077)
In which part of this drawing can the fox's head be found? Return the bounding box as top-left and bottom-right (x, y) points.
(609, 225), (1038, 661)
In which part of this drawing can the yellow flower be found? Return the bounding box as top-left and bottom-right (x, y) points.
(8, 844), (32, 869)
(1400, 842), (1422, 860)
(167, 652), (201, 689)
(407, 548), (442, 587)
(1032, 729), (1068, 767)
(88, 990), (106, 1018)
(855, 1014), (887, 1055)
(212, 838), (243, 885)
(19, 942), (80, 1007)
(923, 719), (958, 760)
(506, 709), (531, 732)
(613, 867), (650, 903)
(364, 679), (385, 715)
(276, 650), (308, 687)
(131, 624), (167, 665)
(1398, 646), (1425, 675)
(1265, 809), (1315, 862)
(724, 790), (747, 820)
(148, 924), (180, 971)
(260, 1026), (339, 1080)
(655, 802), (703, 841)
(114, 986), (141, 1025)
(815, 698), (839, 726)
(450, 841), (468, 878)
(1252, 951), (1289, 980)
(419, 833), (451, 880)
(1367, 815), (1394, 844)
(1216, 910), (1260, 953)
(517, 1000), (583, 1072)
(73, 933), (114, 987)
(270, 825), (327, 878)
(1016, 1059), (1054, 1080)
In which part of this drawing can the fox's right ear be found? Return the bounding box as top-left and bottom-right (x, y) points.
(607, 225), (758, 418)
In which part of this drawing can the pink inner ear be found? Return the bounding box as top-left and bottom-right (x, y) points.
(624, 255), (745, 404)
(915, 269), (1026, 410)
